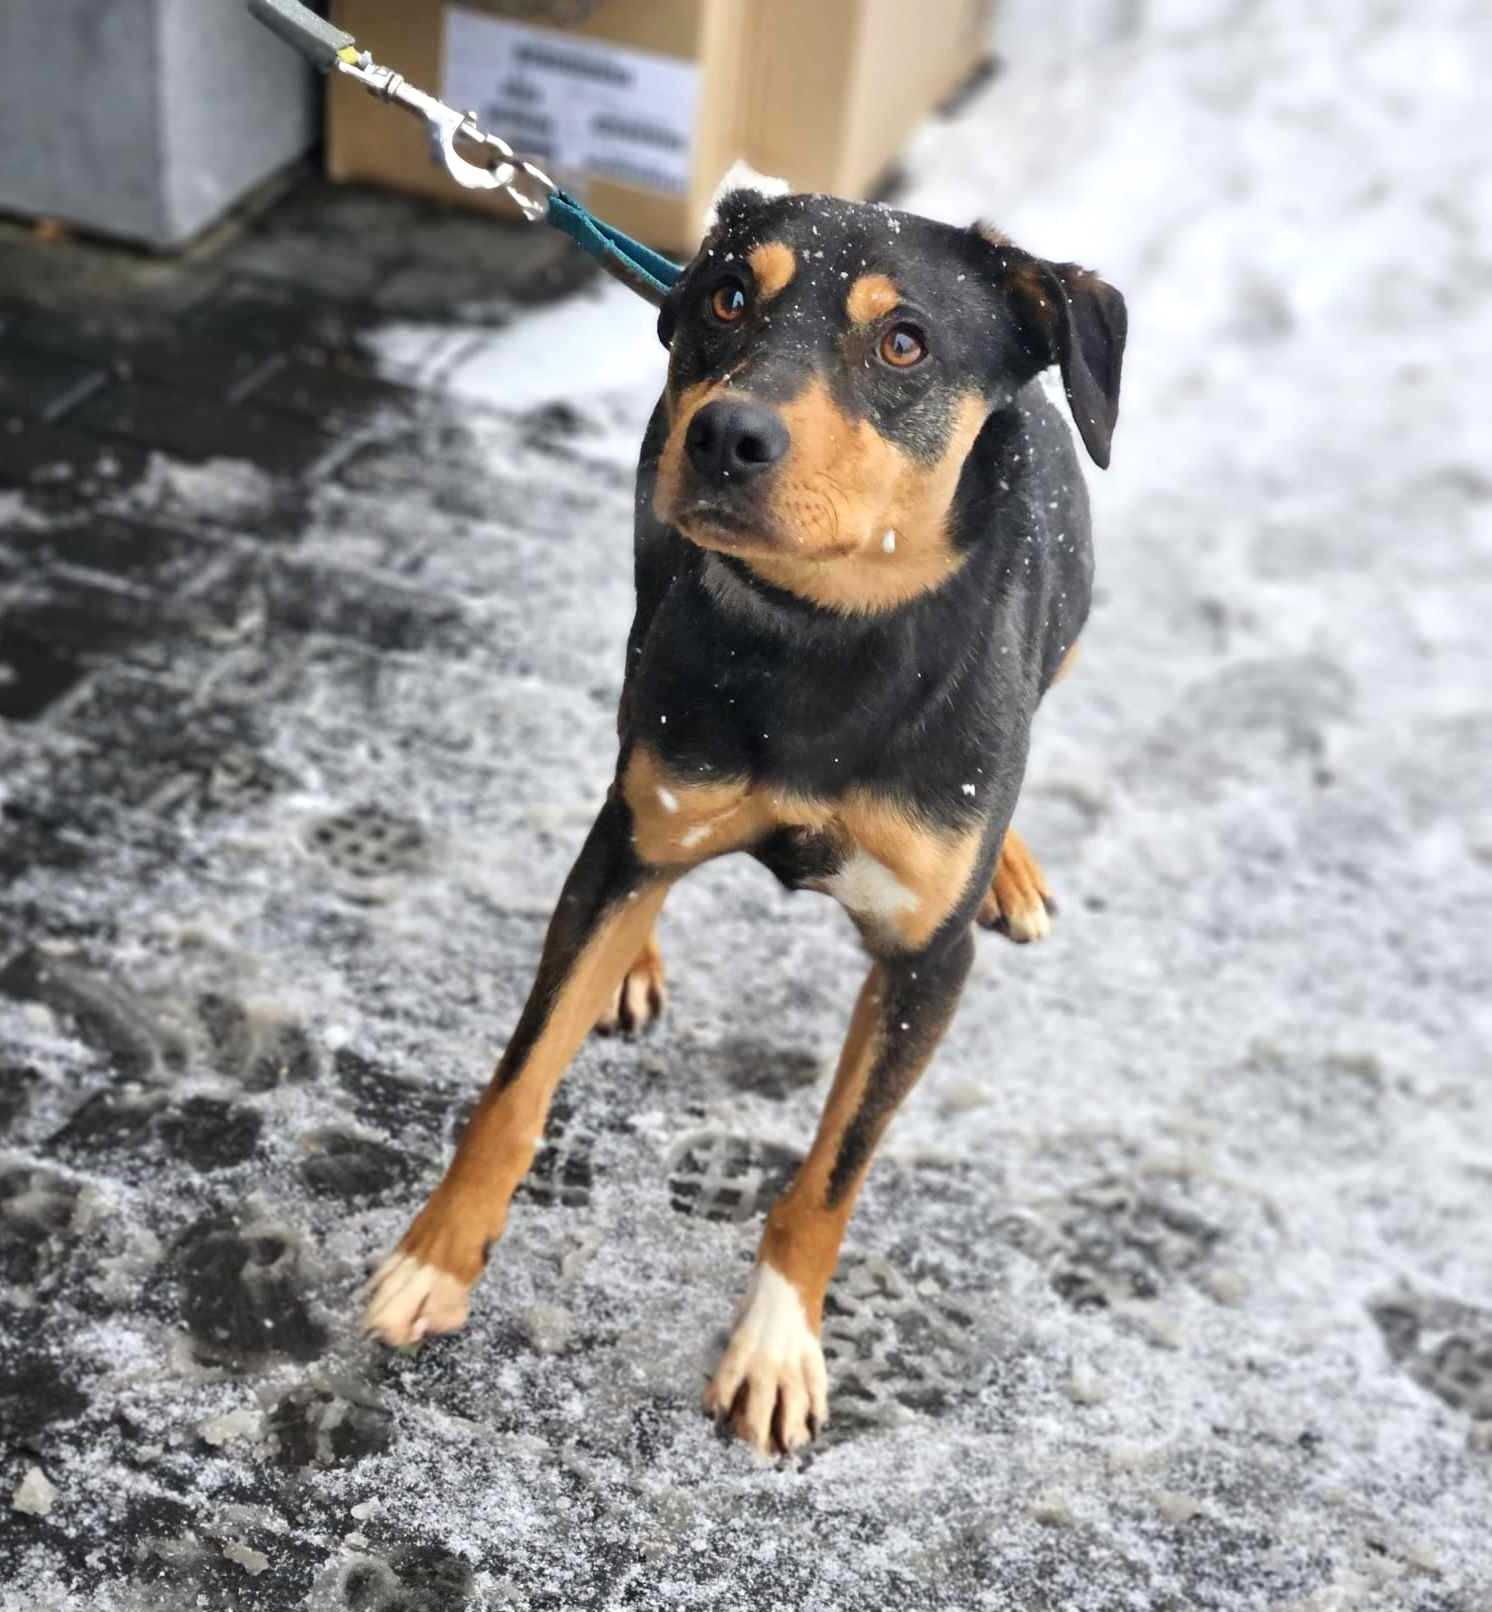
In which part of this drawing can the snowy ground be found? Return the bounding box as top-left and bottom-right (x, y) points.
(2, 1), (1489, 1607)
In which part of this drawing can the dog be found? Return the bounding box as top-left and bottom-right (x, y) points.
(363, 177), (1126, 1456)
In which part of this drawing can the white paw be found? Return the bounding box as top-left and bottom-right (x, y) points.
(978, 875), (1054, 943)
(1002, 892), (1052, 943)
(362, 1251), (471, 1347)
(704, 1263), (829, 1455)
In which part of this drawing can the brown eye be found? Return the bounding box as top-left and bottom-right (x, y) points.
(879, 324), (927, 367)
(709, 281), (748, 323)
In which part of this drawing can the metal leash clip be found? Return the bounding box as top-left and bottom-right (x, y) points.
(247, 0), (557, 218)
(247, 0), (682, 306)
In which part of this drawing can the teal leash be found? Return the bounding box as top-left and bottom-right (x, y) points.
(247, 0), (685, 309)
(544, 191), (683, 307)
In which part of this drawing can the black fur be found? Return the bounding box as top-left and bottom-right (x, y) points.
(518, 192), (1124, 1234)
(368, 190), (1126, 1424)
(627, 192), (1122, 876)
(623, 193), (1125, 1206)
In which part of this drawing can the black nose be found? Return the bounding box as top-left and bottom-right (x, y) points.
(684, 401), (789, 483)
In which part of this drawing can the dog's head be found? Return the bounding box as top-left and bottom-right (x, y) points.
(652, 184), (1126, 612)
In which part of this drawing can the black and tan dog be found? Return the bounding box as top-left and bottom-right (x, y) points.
(364, 180), (1126, 1455)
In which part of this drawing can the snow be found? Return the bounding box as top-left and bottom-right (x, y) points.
(199, 1408), (264, 1448)
(12, 1468), (58, 1518)
(223, 1541), (272, 1576)
(3, 0), (1490, 1607)
(378, 273), (668, 413)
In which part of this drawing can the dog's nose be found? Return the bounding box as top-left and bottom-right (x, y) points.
(685, 401), (789, 483)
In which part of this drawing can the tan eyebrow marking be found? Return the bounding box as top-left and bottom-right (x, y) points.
(845, 273), (901, 325)
(748, 240), (796, 301)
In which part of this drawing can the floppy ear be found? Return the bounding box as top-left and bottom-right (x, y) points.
(657, 280), (681, 348)
(999, 248), (1128, 469)
(656, 240), (711, 349)
(1047, 261), (1127, 468)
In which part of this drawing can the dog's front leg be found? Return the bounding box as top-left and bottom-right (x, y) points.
(365, 793), (668, 1346)
(705, 925), (975, 1453)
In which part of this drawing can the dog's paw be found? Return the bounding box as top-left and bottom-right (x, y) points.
(594, 934), (666, 1036)
(704, 1264), (829, 1456)
(362, 1249), (472, 1347)
(977, 828), (1055, 944)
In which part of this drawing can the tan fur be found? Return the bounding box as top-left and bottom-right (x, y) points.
(389, 882), (669, 1286)
(653, 376), (714, 516)
(1053, 641), (1080, 683)
(978, 827), (1053, 943)
(623, 746), (767, 866)
(654, 378), (991, 616)
(755, 959), (943, 1329)
(594, 927), (666, 1034)
(624, 746), (983, 949)
(748, 240), (796, 301)
(828, 794), (984, 950)
(845, 272), (901, 326)
(747, 386), (988, 613)
(1005, 259), (1054, 313)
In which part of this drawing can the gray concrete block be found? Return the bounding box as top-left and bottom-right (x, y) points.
(0, 0), (318, 249)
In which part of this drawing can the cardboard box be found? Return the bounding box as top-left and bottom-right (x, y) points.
(743, 0), (992, 202)
(329, 0), (989, 253)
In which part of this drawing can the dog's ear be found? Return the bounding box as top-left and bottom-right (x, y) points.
(657, 278), (681, 348)
(657, 238), (714, 350)
(1046, 261), (1127, 468)
(989, 238), (1128, 469)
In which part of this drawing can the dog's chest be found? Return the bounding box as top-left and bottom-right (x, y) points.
(624, 745), (984, 950)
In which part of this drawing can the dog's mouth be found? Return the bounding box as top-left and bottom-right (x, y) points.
(673, 497), (868, 566)
(672, 497), (773, 551)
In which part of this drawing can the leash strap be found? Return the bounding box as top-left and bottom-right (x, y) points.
(248, 0), (359, 71)
(545, 191), (683, 308)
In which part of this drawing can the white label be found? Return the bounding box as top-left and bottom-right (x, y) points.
(442, 7), (700, 197)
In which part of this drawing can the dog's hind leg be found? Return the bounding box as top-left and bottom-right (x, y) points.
(593, 924), (666, 1036)
(364, 795), (669, 1347)
(976, 825), (1054, 943)
(975, 637), (1077, 944)
(704, 926), (975, 1454)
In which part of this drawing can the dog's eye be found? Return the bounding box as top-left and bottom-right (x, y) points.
(879, 324), (927, 367)
(709, 281), (749, 324)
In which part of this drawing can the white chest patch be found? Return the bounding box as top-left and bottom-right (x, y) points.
(822, 850), (919, 928)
